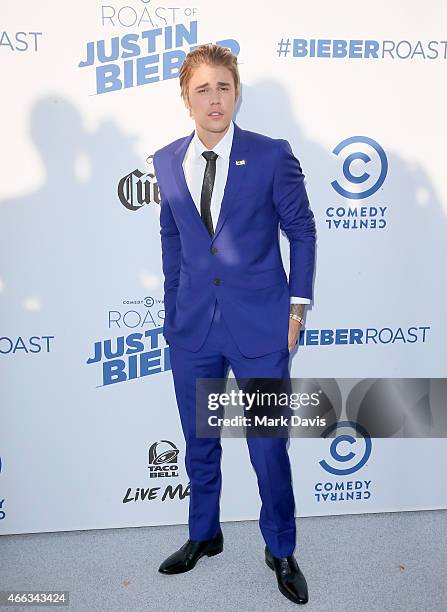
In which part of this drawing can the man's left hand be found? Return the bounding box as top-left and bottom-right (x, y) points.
(288, 317), (302, 351)
(288, 303), (305, 351)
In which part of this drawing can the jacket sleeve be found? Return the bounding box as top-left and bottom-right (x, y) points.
(154, 154), (181, 316)
(272, 139), (316, 301)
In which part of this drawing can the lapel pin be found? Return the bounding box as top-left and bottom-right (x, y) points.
(235, 159), (246, 165)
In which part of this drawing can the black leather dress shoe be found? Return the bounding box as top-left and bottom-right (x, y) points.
(158, 528), (223, 574)
(265, 545), (309, 604)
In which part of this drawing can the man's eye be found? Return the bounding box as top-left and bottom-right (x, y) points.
(197, 87), (228, 93)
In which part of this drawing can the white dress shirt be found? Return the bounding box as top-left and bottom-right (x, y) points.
(182, 120), (310, 305)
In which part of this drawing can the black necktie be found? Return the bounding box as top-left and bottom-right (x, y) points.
(200, 150), (218, 236)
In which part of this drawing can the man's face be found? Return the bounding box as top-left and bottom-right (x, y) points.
(185, 63), (237, 135)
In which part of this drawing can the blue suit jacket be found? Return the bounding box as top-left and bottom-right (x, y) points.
(153, 121), (316, 358)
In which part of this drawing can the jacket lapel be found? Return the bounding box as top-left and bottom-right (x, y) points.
(171, 129), (207, 234)
(212, 122), (249, 242)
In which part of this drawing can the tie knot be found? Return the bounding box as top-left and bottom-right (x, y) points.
(202, 150), (218, 162)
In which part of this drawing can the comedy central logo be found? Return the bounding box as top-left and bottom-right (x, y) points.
(148, 440), (180, 478)
(327, 136), (389, 230)
(314, 420), (373, 503)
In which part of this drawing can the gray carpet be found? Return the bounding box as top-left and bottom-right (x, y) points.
(1, 510), (446, 611)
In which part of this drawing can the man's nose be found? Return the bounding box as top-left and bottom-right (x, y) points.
(209, 90), (222, 104)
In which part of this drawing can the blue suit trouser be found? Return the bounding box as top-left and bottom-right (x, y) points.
(168, 299), (296, 557)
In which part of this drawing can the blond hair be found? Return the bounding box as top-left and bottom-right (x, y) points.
(179, 44), (240, 106)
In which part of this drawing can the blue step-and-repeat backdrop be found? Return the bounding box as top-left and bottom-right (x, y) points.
(1, 1), (446, 534)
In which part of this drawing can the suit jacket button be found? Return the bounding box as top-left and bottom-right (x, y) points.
(211, 247), (218, 255)
(213, 277), (221, 286)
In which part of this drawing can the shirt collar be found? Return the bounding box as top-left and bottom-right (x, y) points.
(191, 119), (234, 161)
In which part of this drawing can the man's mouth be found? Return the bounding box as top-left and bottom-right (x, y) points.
(208, 112), (223, 117)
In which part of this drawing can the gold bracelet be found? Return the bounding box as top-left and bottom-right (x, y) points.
(289, 313), (304, 324)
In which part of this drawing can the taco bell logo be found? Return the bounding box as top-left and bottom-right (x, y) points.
(148, 440), (180, 478)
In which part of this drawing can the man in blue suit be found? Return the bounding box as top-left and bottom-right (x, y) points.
(153, 44), (316, 605)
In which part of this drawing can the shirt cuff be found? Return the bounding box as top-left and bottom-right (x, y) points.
(290, 296), (311, 305)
